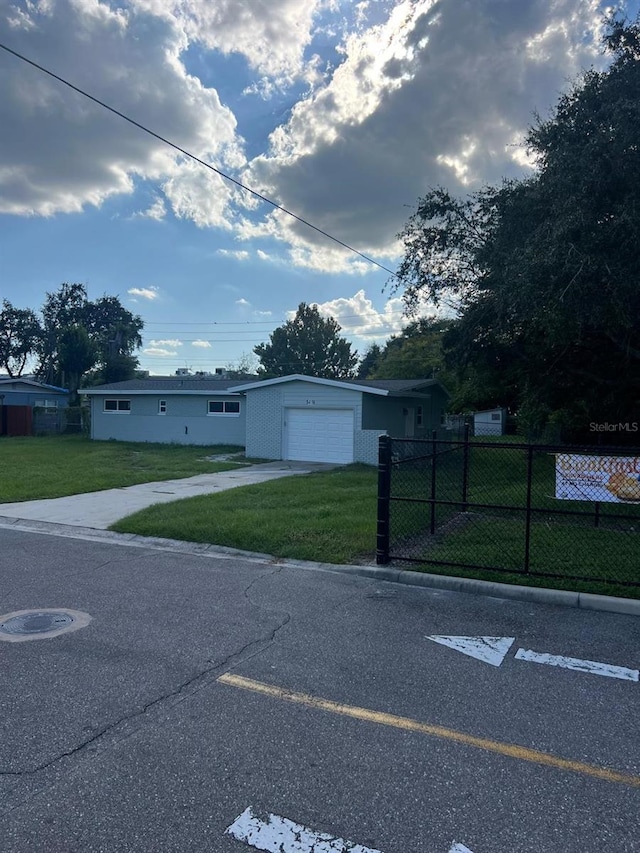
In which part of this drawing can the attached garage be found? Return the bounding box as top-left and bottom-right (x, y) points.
(231, 375), (450, 466)
(285, 408), (354, 463)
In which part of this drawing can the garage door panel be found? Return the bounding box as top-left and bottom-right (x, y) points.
(285, 409), (354, 463)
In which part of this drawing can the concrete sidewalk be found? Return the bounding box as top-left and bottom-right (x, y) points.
(0, 461), (333, 529)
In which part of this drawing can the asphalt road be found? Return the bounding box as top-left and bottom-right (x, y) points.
(1, 527), (639, 852)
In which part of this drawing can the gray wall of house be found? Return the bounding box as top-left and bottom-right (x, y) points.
(90, 395), (245, 445)
(0, 386), (69, 407)
(244, 380), (385, 465)
(361, 388), (448, 437)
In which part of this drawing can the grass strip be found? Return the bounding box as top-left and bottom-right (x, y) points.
(111, 465), (377, 565)
(0, 435), (246, 502)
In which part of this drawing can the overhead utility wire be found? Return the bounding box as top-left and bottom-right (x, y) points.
(0, 43), (400, 280)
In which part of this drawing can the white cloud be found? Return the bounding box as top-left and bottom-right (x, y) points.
(235, 298), (251, 306)
(216, 248), (250, 260)
(310, 288), (441, 341)
(0, 0), (242, 217)
(253, 310), (273, 317)
(133, 197), (167, 221)
(150, 0), (326, 84)
(241, 0), (608, 272)
(192, 339), (212, 348)
(143, 347), (178, 357)
(148, 338), (182, 347)
(1, 0), (612, 278)
(128, 286), (160, 300)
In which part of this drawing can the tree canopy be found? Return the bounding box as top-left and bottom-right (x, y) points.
(393, 14), (640, 439)
(254, 303), (357, 379)
(0, 283), (143, 399)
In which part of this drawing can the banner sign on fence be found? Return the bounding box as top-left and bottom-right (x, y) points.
(555, 453), (640, 502)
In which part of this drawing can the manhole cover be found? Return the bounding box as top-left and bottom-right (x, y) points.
(0, 611), (75, 635)
(0, 608), (91, 642)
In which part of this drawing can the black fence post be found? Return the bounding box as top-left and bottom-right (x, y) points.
(376, 434), (392, 565)
(430, 430), (438, 535)
(461, 422), (470, 511)
(523, 445), (534, 573)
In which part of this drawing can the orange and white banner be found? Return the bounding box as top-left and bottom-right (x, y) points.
(555, 454), (640, 503)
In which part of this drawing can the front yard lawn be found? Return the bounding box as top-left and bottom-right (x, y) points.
(0, 435), (246, 502)
(111, 465), (378, 564)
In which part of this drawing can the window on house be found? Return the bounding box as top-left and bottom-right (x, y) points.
(208, 400), (241, 415)
(416, 406), (423, 426)
(35, 399), (58, 413)
(104, 399), (131, 413)
(491, 412), (501, 421)
(158, 400), (167, 414)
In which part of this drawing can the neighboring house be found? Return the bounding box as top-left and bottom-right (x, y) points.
(0, 377), (70, 436)
(82, 377), (247, 446)
(82, 373), (449, 465)
(473, 407), (507, 436)
(230, 375), (449, 465)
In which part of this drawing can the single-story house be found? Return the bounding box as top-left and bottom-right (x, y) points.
(0, 377), (70, 436)
(82, 377), (247, 446)
(83, 374), (449, 465)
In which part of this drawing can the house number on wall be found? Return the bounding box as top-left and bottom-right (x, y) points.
(306, 399), (316, 405)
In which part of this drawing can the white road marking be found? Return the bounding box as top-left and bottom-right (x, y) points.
(226, 807), (384, 853)
(449, 844), (475, 853)
(426, 635), (515, 667)
(514, 648), (639, 682)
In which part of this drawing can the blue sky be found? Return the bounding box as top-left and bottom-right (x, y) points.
(0, 0), (635, 375)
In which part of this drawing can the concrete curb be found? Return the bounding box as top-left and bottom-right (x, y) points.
(2, 516), (639, 617)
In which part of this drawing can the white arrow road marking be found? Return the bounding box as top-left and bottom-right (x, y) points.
(449, 844), (475, 853)
(226, 807), (384, 853)
(426, 635), (515, 667)
(514, 648), (639, 682)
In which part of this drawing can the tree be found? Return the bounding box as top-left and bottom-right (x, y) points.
(38, 283), (88, 385)
(393, 14), (640, 438)
(254, 303), (357, 379)
(370, 318), (456, 381)
(357, 343), (382, 378)
(36, 283), (143, 388)
(58, 325), (97, 402)
(0, 300), (42, 377)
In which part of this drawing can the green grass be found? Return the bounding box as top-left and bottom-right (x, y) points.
(390, 444), (640, 598)
(414, 516), (640, 599)
(0, 435), (247, 502)
(111, 465), (377, 564)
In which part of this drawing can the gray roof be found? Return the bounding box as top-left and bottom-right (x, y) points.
(339, 378), (441, 393)
(0, 377), (69, 394)
(82, 377), (246, 394)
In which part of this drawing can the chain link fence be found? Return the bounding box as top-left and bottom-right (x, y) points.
(377, 431), (640, 589)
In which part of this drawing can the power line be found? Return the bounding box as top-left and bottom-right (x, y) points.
(0, 42), (401, 279)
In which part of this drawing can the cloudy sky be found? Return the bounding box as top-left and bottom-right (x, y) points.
(0, 0), (634, 375)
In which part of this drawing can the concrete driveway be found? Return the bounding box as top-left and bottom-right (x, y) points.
(0, 460), (335, 529)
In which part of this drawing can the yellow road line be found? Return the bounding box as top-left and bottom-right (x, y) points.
(217, 673), (640, 788)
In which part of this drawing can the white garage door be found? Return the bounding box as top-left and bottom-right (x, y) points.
(285, 408), (354, 464)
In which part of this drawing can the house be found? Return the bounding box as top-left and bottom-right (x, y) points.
(82, 376), (247, 446)
(82, 374), (449, 465)
(0, 377), (70, 436)
(473, 407), (507, 436)
(229, 375), (448, 465)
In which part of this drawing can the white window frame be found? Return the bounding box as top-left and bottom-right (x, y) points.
(158, 400), (167, 415)
(35, 399), (59, 413)
(207, 400), (241, 416)
(104, 399), (131, 413)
